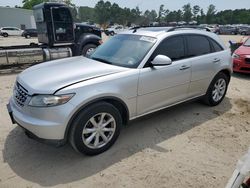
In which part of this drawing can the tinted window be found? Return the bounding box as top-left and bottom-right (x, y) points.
(153, 36), (185, 61)
(51, 7), (74, 42)
(186, 35), (211, 57)
(90, 34), (156, 68)
(210, 39), (223, 52)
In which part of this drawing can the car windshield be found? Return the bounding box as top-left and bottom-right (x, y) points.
(244, 38), (250, 46)
(90, 34), (156, 68)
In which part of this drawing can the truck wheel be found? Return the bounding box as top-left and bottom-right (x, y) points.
(203, 72), (229, 106)
(2, 33), (8, 37)
(110, 31), (115, 36)
(82, 44), (97, 57)
(25, 34), (31, 38)
(69, 102), (122, 155)
(241, 32), (246, 35)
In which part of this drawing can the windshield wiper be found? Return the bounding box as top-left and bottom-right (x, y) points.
(91, 57), (113, 65)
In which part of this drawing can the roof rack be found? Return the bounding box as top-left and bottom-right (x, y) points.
(130, 25), (209, 33)
(167, 25), (208, 32)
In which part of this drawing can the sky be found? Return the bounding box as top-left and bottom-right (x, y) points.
(0, 0), (250, 12)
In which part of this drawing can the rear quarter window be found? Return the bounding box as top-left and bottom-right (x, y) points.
(186, 35), (211, 57)
(209, 38), (223, 52)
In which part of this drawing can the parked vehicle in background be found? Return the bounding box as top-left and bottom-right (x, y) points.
(205, 25), (220, 34)
(22, 28), (38, 38)
(218, 25), (238, 35)
(105, 25), (125, 36)
(237, 26), (250, 35)
(0, 27), (24, 37)
(0, 3), (102, 67)
(232, 37), (250, 73)
(7, 27), (232, 155)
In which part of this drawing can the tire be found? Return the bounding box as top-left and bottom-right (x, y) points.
(2, 33), (8, 37)
(203, 72), (229, 106)
(110, 31), (115, 36)
(81, 44), (97, 57)
(25, 34), (31, 38)
(69, 102), (122, 155)
(241, 32), (246, 36)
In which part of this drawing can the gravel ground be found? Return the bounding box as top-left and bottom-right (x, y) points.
(0, 35), (249, 188)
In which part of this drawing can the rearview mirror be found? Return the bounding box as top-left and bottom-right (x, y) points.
(151, 55), (172, 66)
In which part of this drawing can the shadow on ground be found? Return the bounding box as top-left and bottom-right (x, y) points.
(3, 98), (232, 186)
(232, 72), (250, 80)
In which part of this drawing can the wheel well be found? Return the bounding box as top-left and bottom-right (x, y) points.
(65, 97), (129, 141)
(219, 69), (231, 82)
(102, 98), (129, 125)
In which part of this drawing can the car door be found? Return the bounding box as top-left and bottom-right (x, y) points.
(11, 28), (18, 35)
(137, 36), (191, 115)
(185, 35), (221, 97)
(5, 28), (13, 35)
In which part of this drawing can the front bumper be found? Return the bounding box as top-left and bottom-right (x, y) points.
(233, 59), (250, 73)
(7, 97), (75, 141)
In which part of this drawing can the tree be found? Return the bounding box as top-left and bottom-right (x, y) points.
(206, 4), (216, 24)
(182, 3), (192, 23)
(22, 0), (48, 9)
(192, 5), (200, 20)
(157, 4), (165, 22)
(78, 6), (95, 22)
(94, 0), (112, 25)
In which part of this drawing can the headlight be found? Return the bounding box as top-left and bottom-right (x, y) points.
(232, 53), (240, 59)
(29, 94), (74, 107)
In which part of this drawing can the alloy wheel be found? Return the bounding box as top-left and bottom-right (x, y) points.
(82, 113), (116, 149)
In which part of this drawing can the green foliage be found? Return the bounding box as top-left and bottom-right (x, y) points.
(22, 0), (250, 25)
(182, 3), (192, 22)
(206, 4), (216, 24)
(22, 0), (48, 9)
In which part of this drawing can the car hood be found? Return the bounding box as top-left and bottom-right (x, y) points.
(17, 56), (129, 95)
(235, 45), (250, 55)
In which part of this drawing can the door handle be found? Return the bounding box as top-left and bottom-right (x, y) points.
(213, 58), (221, 63)
(179, 65), (190, 70)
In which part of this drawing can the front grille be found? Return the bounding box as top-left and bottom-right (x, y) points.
(245, 58), (250, 64)
(14, 82), (28, 107)
(240, 67), (250, 71)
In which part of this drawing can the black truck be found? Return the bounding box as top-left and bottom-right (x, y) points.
(0, 2), (102, 67)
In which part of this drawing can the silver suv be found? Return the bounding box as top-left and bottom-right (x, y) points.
(7, 27), (232, 155)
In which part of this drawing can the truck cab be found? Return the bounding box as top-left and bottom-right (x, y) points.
(0, 2), (102, 67)
(33, 2), (102, 56)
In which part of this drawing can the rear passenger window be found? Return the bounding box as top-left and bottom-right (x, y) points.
(186, 35), (211, 57)
(210, 39), (223, 52)
(153, 36), (185, 61)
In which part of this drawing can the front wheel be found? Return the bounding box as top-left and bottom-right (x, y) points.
(203, 72), (229, 106)
(81, 44), (97, 57)
(69, 102), (122, 155)
(2, 33), (8, 37)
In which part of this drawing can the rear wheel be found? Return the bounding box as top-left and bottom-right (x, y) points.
(81, 44), (97, 57)
(25, 34), (31, 38)
(69, 102), (122, 155)
(203, 72), (229, 106)
(110, 31), (115, 36)
(2, 33), (8, 37)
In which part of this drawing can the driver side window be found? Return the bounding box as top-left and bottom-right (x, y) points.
(152, 36), (185, 61)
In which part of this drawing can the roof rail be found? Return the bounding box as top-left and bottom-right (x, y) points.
(167, 25), (208, 32)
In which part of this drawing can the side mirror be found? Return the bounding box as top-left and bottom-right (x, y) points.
(151, 55), (172, 66)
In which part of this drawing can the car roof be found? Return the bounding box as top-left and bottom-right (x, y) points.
(120, 27), (226, 49)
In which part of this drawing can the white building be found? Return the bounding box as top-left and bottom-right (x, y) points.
(0, 7), (36, 29)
